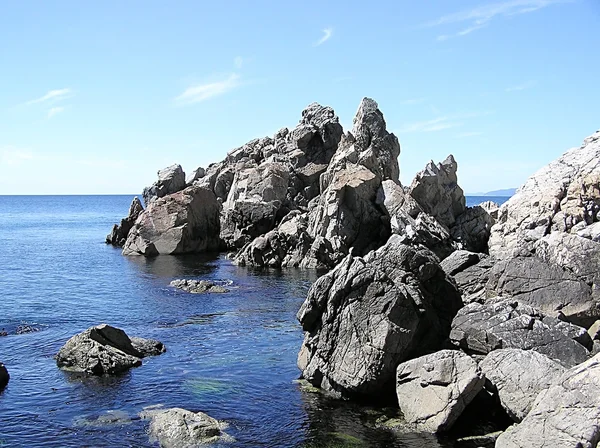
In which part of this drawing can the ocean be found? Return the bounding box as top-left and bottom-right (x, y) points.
(0, 195), (510, 447)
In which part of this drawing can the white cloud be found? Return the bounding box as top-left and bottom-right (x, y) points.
(400, 98), (426, 105)
(174, 74), (241, 105)
(26, 88), (72, 105)
(314, 27), (333, 46)
(48, 107), (65, 118)
(455, 131), (483, 138)
(428, 0), (572, 40)
(398, 117), (463, 133)
(0, 147), (35, 166)
(505, 80), (537, 92)
(234, 56), (243, 69)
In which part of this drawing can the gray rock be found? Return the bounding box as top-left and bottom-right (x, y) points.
(122, 186), (221, 256)
(440, 250), (481, 276)
(142, 408), (223, 447)
(588, 319), (600, 340)
(186, 167), (205, 185)
(297, 235), (462, 399)
(106, 197), (144, 247)
(56, 324), (165, 375)
(0, 362), (9, 390)
(479, 201), (500, 220)
(450, 299), (590, 367)
(577, 221), (600, 242)
(450, 205), (494, 253)
(451, 254), (496, 303)
(396, 350), (484, 432)
(496, 352), (600, 448)
(170, 279), (229, 294)
(479, 349), (566, 422)
(142, 164), (186, 206)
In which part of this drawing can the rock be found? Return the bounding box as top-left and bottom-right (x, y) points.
(106, 197), (144, 247)
(440, 250), (481, 276)
(450, 205), (494, 253)
(479, 349), (566, 422)
(122, 186), (221, 256)
(479, 200), (500, 220)
(588, 319), (600, 340)
(0, 362), (9, 390)
(408, 155), (466, 228)
(450, 299), (590, 367)
(489, 130), (600, 260)
(297, 235), (462, 399)
(170, 279), (229, 294)
(186, 166), (205, 185)
(395, 350), (484, 432)
(56, 324), (165, 375)
(142, 164), (186, 206)
(445, 253), (495, 304)
(143, 408), (223, 447)
(496, 351), (600, 448)
(577, 221), (600, 242)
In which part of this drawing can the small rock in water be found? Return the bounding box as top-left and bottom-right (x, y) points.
(170, 279), (229, 294)
(0, 329), (7, 337)
(0, 362), (9, 390)
(15, 324), (42, 334)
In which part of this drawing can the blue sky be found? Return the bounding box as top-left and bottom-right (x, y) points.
(1, 0), (599, 195)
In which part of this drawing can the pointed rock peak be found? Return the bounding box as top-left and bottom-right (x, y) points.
(129, 197), (144, 215)
(300, 102), (340, 128)
(440, 155), (458, 179)
(352, 97), (388, 146)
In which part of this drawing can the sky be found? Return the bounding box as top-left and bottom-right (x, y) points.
(1, 0), (599, 195)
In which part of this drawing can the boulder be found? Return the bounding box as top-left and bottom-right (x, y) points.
(142, 164), (186, 206)
(440, 250), (481, 277)
(450, 299), (590, 367)
(122, 186), (221, 256)
(186, 166), (205, 185)
(106, 197), (144, 247)
(170, 279), (229, 294)
(143, 408), (223, 447)
(450, 205), (494, 253)
(496, 352), (600, 448)
(588, 319), (600, 340)
(479, 349), (566, 422)
(0, 362), (9, 390)
(396, 350), (484, 433)
(56, 324), (165, 375)
(297, 235), (462, 399)
(442, 252), (494, 303)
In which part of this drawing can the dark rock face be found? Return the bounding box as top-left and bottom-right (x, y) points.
(0, 362), (9, 390)
(122, 186), (221, 256)
(169, 279), (229, 294)
(450, 205), (494, 253)
(450, 299), (590, 367)
(142, 164), (186, 206)
(297, 235), (462, 399)
(56, 324), (165, 375)
(106, 197), (144, 247)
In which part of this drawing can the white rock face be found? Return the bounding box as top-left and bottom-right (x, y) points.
(143, 408), (223, 448)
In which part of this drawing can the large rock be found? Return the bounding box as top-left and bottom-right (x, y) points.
(106, 197), (144, 247)
(142, 164), (186, 206)
(479, 349), (566, 422)
(395, 350), (484, 432)
(441, 251), (495, 303)
(0, 362), (8, 390)
(56, 324), (165, 375)
(450, 299), (590, 367)
(496, 352), (600, 448)
(186, 166), (205, 185)
(489, 130), (600, 260)
(450, 205), (494, 253)
(122, 185), (221, 256)
(297, 235), (462, 399)
(143, 408), (223, 447)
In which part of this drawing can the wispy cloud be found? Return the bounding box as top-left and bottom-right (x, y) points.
(505, 80), (537, 92)
(0, 147), (35, 166)
(234, 56), (243, 69)
(174, 74), (241, 105)
(397, 111), (493, 134)
(427, 0), (572, 40)
(400, 98), (427, 105)
(314, 27), (333, 46)
(48, 107), (65, 118)
(455, 131), (483, 138)
(26, 88), (72, 105)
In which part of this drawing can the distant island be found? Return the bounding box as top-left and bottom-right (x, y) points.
(467, 188), (517, 197)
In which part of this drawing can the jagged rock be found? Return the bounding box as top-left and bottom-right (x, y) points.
(297, 235), (462, 399)
(479, 349), (566, 422)
(106, 197), (144, 247)
(440, 250), (481, 276)
(479, 200), (500, 220)
(577, 221), (600, 242)
(588, 320), (600, 340)
(0, 362), (9, 390)
(449, 254), (496, 304)
(142, 164), (186, 206)
(486, 255), (598, 327)
(408, 155), (466, 228)
(122, 186), (221, 256)
(170, 279), (229, 294)
(450, 205), (494, 253)
(496, 352), (600, 448)
(489, 130), (600, 260)
(450, 299), (590, 367)
(186, 167), (205, 185)
(396, 350), (485, 432)
(142, 408), (224, 447)
(56, 324), (165, 375)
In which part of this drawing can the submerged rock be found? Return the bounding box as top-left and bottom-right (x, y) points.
(170, 279), (229, 294)
(0, 362), (9, 390)
(56, 324), (165, 375)
(395, 350), (484, 432)
(142, 164), (186, 206)
(106, 197), (144, 247)
(142, 408), (225, 447)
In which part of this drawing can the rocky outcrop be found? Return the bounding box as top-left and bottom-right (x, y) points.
(496, 352), (600, 448)
(450, 299), (590, 367)
(297, 235), (462, 399)
(450, 205), (494, 253)
(142, 408), (225, 447)
(186, 167), (205, 185)
(0, 362), (8, 390)
(106, 197), (144, 247)
(479, 349), (566, 422)
(142, 164), (186, 206)
(441, 251), (495, 303)
(170, 279), (229, 294)
(56, 324), (165, 375)
(122, 186), (221, 256)
(395, 350), (484, 432)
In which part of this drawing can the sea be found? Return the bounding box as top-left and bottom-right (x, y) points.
(0, 195), (510, 447)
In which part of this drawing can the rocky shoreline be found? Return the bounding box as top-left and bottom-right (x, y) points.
(103, 98), (600, 447)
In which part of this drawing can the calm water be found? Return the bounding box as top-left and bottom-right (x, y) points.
(0, 195), (509, 447)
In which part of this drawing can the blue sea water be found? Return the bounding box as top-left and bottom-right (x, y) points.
(0, 195), (510, 447)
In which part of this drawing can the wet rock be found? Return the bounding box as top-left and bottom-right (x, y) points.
(142, 164), (186, 206)
(395, 350), (484, 432)
(496, 352), (600, 448)
(122, 186), (221, 256)
(15, 324), (42, 334)
(297, 235), (462, 399)
(56, 324), (165, 375)
(0, 362), (9, 390)
(170, 279), (229, 294)
(450, 299), (590, 367)
(479, 349), (566, 422)
(106, 197), (144, 247)
(142, 408), (224, 447)
(0, 329), (6, 337)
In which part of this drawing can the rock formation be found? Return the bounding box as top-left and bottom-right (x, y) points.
(142, 164), (186, 206)
(0, 362), (8, 390)
(170, 279), (229, 294)
(106, 197), (144, 247)
(141, 408), (226, 447)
